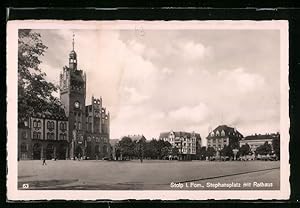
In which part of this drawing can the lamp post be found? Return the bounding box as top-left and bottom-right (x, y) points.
(233, 148), (239, 161)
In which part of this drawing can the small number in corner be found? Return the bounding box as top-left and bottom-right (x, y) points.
(22, 183), (29, 189)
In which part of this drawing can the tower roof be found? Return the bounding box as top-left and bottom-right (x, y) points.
(69, 33), (77, 58)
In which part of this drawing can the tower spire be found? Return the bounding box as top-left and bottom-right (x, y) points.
(72, 32), (75, 51)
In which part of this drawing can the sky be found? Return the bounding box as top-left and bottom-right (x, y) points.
(34, 28), (280, 145)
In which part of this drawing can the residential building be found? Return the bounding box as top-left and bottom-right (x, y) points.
(206, 125), (243, 151)
(159, 131), (201, 159)
(240, 132), (279, 153)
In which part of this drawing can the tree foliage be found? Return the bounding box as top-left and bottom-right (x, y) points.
(119, 137), (135, 159)
(239, 143), (251, 156)
(18, 29), (61, 121)
(272, 135), (280, 159)
(256, 141), (272, 156)
(206, 146), (216, 159)
(196, 146), (207, 160)
(220, 145), (233, 157)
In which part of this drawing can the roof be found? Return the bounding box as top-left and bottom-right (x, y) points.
(207, 125), (243, 138)
(159, 131), (201, 139)
(243, 133), (279, 141)
(128, 134), (146, 142)
(31, 108), (68, 120)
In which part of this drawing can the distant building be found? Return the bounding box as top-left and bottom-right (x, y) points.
(159, 131), (201, 159)
(240, 133), (279, 153)
(127, 134), (146, 142)
(206, 125), (243, 151)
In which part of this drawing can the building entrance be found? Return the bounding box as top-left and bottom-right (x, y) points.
(33, 143), (42, 160)
(57, 143), (67, 160)
(46, 143), (54, 160)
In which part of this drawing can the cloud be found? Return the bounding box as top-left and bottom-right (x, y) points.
(123, 87), (150, 104)
(180, 41), (211, 61)
(217, 67), (265, 94)
(162, 67), (173, 75)
(37, 29), (279, 143)
(168, 103), (210, 124)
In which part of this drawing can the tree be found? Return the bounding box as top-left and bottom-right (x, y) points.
(196, 146), (207, 160)
(239, 143), (251, 156)
(145, 139), (159, 159)
(134, 137), (146, 162)
(206, 147), (216, 160)
(272, 135), (280, 159)
(171, 146), (179, 159)
(119, 137), (134, 160)
(18, 29), (61, 122)
(220, 145), (233, 158)
(256, 141), (272, 156)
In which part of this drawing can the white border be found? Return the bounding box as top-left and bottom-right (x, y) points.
(7, 20), (290, 200)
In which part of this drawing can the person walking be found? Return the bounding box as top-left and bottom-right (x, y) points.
(42, 158), (47, 165)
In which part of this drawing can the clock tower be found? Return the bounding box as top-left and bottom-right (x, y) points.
(59, 34), (86, 159)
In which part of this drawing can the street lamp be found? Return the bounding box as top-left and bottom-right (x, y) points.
(233, 148), (239, 161)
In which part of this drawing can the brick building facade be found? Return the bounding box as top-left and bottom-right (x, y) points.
(18, 37), (111, 160)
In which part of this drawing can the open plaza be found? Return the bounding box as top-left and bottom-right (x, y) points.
(18, 160), (280, 190)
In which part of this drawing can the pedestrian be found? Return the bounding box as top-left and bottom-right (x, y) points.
(42, 158), (47, 165)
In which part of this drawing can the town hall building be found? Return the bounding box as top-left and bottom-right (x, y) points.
(18, 37), (111, 160)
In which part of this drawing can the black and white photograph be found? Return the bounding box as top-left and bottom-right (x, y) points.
(7, 20), (289, 200)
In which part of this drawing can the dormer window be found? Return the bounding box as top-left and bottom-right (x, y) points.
(210, 132), (215, 136)
(216, 130), (220, 136)
(221, 130), (225, 136)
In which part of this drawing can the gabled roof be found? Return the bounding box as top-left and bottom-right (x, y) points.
(207, 125), (243, 138)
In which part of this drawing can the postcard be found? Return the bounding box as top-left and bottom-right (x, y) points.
(7, 20), (289, 200)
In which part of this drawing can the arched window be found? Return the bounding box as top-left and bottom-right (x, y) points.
(221, 130), (225, 136)
(216, 130), (220, 136)
(210, 132), (215, 137)
(33, 120), (37, 128)
(37, 120), (41, 128)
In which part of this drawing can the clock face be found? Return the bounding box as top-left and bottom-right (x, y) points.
(74, 101), (80, 109)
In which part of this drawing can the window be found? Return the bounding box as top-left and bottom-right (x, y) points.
(37, 120), (41, 128)
(21, 143), (27, 152)
(210, 132), (215, 136)
(223, 139), (227, 143)
(47, 121), (54, 129)
(216, 130), (220, 136)
(37, 132), (41, 140)
(33, 132), (37, 139)
(33, 120), (37, 128)
(213, 139), (216, 143)
(47, 133), (54, 140)
(60, 122), (67, 130)
(78, 122), (81, 130)
(22, 131), (28, 140)
(221, 130), (225, 136)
